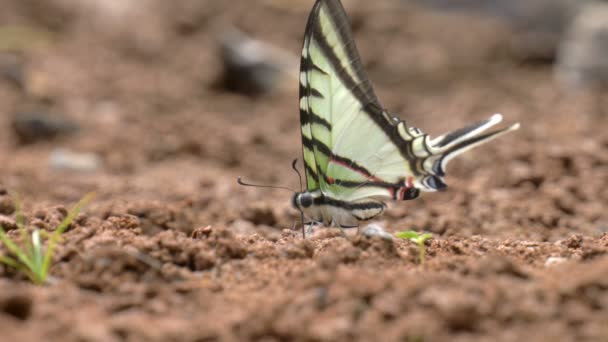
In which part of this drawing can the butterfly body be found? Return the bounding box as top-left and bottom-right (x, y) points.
(293, 190), (386, 227)
(294, 0), (519, 230)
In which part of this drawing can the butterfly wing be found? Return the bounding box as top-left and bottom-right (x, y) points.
(299, 0), (519, 202)
(299, 0), (380, 193)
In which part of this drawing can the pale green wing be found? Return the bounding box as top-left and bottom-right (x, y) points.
(299, 0), (380, 193)
(299, 0), (519, 201)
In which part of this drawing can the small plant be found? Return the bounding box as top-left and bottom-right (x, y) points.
(0, 193), (93, 284)
(395, 230), (433, 265)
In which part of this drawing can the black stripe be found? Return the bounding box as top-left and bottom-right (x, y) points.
(305, 162), (319, 183)
(304, 131), (419, 194)
(319, 0), (379, 105)
(301, 56), (328, 75)
(351, 214), (366, 221)
(301, 135), (314, 151)
(307, 2), (428, 177)
(329, 178), (419, 200)
(301, 135), (332, 161)
(312, 28), (371, 108)
(435, 127), (509, 177)
(299, 0), (425, 189)
(424, 176), (447, 191)
(299, 82), (307, 100)
(309, 109), (331, 129)
(310, 87), (324, 98)
(300, 108), (309, 128)
(423, 156), (445, 177)
(329, 152), (373, 176)
(351, 210), (383, 222)
(436, 117), (491, 148)
(432, 159), (445, 177)
(300, 106), (332, 131)
(362, 103), (421, 176)
(312, 136), (332, 156)
(332, 179), (395, 189)
(299, 1), (324, 190)
(421, 135), (433, 156)
(307, 135), (376, 177)
(301, 135), (320, 184)
(313, 195), (386, 211)
(305, 47), (423, 177)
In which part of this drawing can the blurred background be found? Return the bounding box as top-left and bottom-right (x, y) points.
(0, 0), (606, 239)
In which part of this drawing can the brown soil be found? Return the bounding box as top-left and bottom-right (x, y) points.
(1, 1), (607, 341)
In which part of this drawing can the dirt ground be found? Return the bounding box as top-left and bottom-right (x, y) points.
(0, 0), (607, 341)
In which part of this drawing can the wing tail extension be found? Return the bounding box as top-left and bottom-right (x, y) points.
(422, 114), (520, 179)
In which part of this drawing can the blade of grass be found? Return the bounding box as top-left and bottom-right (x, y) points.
(31, 230), (43, 274)
(11, 193), (32, 257)
(0, 254), (20, 268)
(55, 192), (94, 235)
(0, 227), (35, 271)
(41, 192), (94, 280)
(418, 240), (425, 265)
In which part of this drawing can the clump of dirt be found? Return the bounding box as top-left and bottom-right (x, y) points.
(0, 0), (607, 341)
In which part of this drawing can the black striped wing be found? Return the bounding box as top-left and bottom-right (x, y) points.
(298, 0), (519, 202)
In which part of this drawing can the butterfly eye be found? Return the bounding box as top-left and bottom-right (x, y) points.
(299, 193), (313, 208)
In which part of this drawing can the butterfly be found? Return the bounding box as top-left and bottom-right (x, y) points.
(291, 0), (520, 234)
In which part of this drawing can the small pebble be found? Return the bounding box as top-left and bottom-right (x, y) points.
(0, 215), (18, 231)
(49, 149), (102, 172)
(361, 224), (393, 241)
(12, 111), (78, 144)
(556, 2), (608, 89)
(217, 27), (285, 96)
(545, 256), (568, 267)
(0, 195), (15, 215)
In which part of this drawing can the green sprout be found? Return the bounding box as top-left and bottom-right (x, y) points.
(395, 230), (433, 265)
(0, 193), (93, 284)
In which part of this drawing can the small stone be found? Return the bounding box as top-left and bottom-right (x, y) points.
(557, 2), (608, 90)
(0, 215), (18, 231)
(49, 148), (102, 172)
(0, 195), (15, 215)
(545, 256), (568, 267)
(217, 27), (285, 96)
(12, 111), (78, 144)
(361, 224), (393, 241)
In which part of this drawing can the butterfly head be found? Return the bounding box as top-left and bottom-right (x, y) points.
(292, 191), (313, 211)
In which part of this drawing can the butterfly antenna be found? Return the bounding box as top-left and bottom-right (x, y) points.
(236, 177), (295, 192)
(290, 158), (306, 238)
(291, 158), (303, 192)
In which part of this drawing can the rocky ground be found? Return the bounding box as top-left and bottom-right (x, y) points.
(0, 0), (607, 341)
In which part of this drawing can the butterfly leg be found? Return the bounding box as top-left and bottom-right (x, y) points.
(292, 217), (318, 239)
(337, 225), (348, 238)
(301, 221), (322, 238)
(329, 218), (347, 238)
(300, 211), (306, 239)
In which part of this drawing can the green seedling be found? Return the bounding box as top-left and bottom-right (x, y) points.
(395, 230), (433, 265)
(0, 193), (93, 284)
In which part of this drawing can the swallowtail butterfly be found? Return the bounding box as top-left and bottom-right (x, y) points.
(291, 0), (519, 231)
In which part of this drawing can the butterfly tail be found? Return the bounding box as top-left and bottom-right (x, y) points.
(430, 114), (505, 149)
(418, 114), (519, 187)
